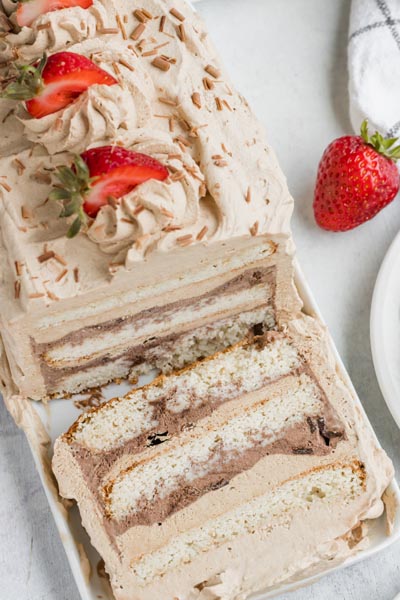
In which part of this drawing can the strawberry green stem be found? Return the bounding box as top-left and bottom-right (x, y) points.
(48, 155), (94, 238)
(360, 119), (400, 161)
(0, 54), (46, 101)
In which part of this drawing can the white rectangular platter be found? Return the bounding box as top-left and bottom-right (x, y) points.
(24, 261), (400, 600)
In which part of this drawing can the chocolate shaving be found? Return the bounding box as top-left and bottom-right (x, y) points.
(158, 96), (178, 106)
(203, 77), (215, 90)
(96, 27), (119, 34)
(56, 269), (68, 283)
(191, 92), (202, 109)
(134, 9), (150, 23)
(131, 22), (145, 40)
(14, 261), (22, 276)
(152, 56), (171, 71)
(170, 8), (185, 21)
(37, 251), (55, 263)
(196, 225), (208, 241)
(119, 58), (135, 71)
(53, 253), (67, 266)
(21, 206), (30, 219)
(205, 64), (221, 79)
(215, 97), (223, 111)
(13, 159), (25, 175)
(177, 23), (186, 42)
(0, 181), (11, 192)
(250, 221), (259, 237)
(115, 13), (127, 39)
(14, 281), (21, 299)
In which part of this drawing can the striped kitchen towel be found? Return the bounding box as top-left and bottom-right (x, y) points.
(349, 0), (400, 138)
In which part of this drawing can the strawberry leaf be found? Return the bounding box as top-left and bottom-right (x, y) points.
(360, 119), (400, 162)
(67, 216), (83, 238)
(0, 54), (46, 101)
(49, 155), (92, 237)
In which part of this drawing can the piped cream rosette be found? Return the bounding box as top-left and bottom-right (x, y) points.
(0, 0), (116, 68)
(87, 130), (206, 267)
(18, 39), (155, 154)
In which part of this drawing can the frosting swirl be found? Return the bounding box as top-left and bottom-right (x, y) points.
(88, 131), (205, 265)
(0, 0), (115, 68)
(19, 42), (155, 154)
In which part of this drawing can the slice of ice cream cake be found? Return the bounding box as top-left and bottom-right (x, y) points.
(53, 316), (394, 600)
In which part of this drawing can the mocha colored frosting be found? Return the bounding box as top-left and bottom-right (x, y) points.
(0, 0), (294, 312)
(0, 0), (116, 67)
(16, 40), (157, 154)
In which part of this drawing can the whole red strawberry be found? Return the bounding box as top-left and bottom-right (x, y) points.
(0, 51), (117, 118)
(313, 120), (400, 231)
(49, 146), (169, 238)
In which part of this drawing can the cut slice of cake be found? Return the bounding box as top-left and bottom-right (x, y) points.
(53, 316), (394, 600)
(0, 2), (301, 401)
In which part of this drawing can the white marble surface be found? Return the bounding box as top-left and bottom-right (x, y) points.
(1, 0), (400, 598)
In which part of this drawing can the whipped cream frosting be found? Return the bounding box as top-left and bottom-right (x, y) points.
(0, 0), (116, 66)
(0, 0), (294, 310)
(19, 40), (155, 154)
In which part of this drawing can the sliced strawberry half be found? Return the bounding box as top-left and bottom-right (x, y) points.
(16, 0), (93, 28)
(1, 51), (117, 118)
(49, 146), (169, 238)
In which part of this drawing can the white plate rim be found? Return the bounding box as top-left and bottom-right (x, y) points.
(371, 229), (400, 430)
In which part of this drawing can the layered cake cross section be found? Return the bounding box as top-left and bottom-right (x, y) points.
(53, 317), (394, 599)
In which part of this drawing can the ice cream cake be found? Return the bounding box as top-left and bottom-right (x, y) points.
(0, 1), (395, 598)
(53, 316), (394, 600)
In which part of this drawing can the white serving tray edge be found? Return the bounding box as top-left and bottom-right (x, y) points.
(17, 260), (400, 600)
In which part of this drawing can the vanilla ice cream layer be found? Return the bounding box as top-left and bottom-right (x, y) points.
(70, 336), (302, 453)
(41, 275), (273, 366)
(103, 373), (335, 524)
(130, 462), (364, 586)
(39, 307), (275, 397)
